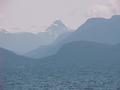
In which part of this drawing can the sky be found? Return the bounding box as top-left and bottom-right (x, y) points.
(0, 0), (120, 32)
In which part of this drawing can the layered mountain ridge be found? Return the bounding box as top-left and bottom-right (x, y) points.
(26, 15), (120, 58)
(0, 20), (69, 54)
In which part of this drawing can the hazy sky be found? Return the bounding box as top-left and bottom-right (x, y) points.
(0, 0), (120, 32)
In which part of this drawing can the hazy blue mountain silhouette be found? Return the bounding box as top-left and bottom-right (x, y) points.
(37, 41), (120, 66)
(0, 47), (34, 69)
(66, 15), (120, 44)
(0, 41), (120, 68)
(46, 20), (69, 37)
(26, 15), (120, 58)
(1, 15), (120, 89)
(1, 41), (120, 69)
(25, 32), (72, 58)
(0, 20), (69, 55)
(2, 41), (120, 90)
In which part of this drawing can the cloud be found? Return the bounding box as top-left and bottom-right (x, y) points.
(89, 0), (120, 18)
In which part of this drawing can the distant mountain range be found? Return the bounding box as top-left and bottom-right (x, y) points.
(37, 41), (120, 69)
(26, 15), (120, 58)
(0, 20), (69, 54)
(0, 47), (32, 68)
(1, 15), (120, 90)
(66, 15), (120, 44)
(25, 32), (72, 58)
(1, 41), (120, 90)
(1, 41), (120, 69)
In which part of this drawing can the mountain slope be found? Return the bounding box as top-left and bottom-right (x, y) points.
(46, 20), (69, 37)
(25, 32), (72, 58)
(66, 15), (120, 44)
(2, 41), (120, 90)
(0, 20), (69, 54)
(37, 41), (120, 67)
(2, 41), (120, 71)
(0, 47), (34, 69)
(26, 15), (120, 58)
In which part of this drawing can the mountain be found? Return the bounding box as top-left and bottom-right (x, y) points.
(66, 15), (120, 44)
(0, 47), (34, 69)
(25, 40), (120, 69)
(0, 20), (69, 54)
(2, 41), (120, 73)
(26, 15), (120, 58)
(47, 20), (69, 37)
(2, 15), (120, 89)
(2, 41), (120, 89)
(1, 41), (120, 89)
(30, 40), (120, 88)
(37, 41), (120, 67)
(30, 41), (120, 90)
(25, 32), (72, 58)
(4, 41), (118, 69)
